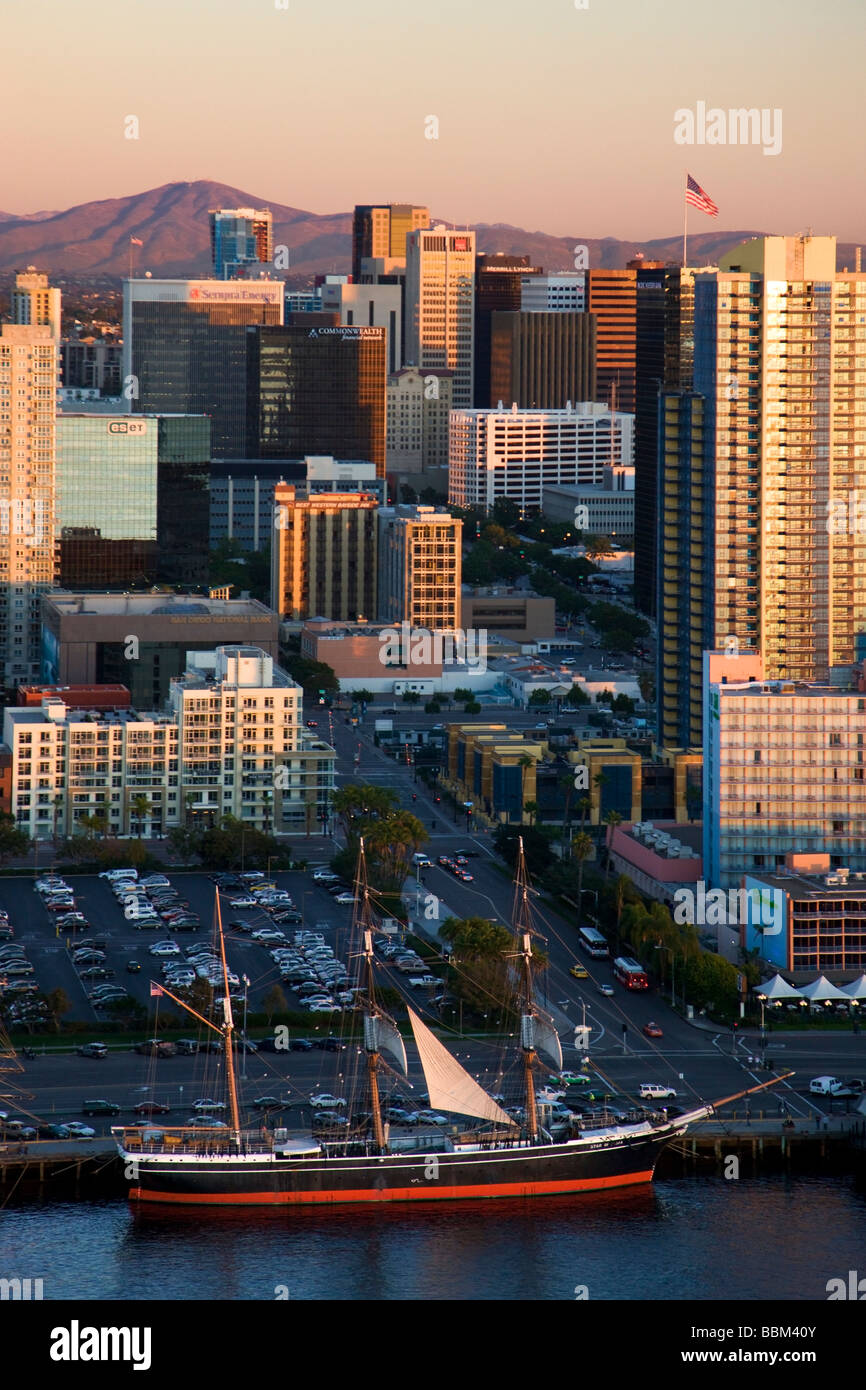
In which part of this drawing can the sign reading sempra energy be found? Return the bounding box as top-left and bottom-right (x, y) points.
(131, 278), (283, 307)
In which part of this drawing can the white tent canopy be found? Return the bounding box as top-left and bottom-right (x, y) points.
(839, 974), (866, 1000)
(754, 974), (802, 1001)
(797, 975), (852, 1003)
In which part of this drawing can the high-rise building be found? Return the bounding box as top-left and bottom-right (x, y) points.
(585, 268), (637, 413)
(11, 268), (62, 339)
(489, 310), (596, 409)
(449, 403), (633, 513)
(250, 324), (386, 474)
(352, 204), (429, 281)
(124, 277), (283, 458)
(209, 208), (273, 278)
(377, 505), (462, 632)
(703, 653), (866, 888)
(55, 413), (210, 589)
(319, 282), (403, 373)
(474, 254), (542, 406)
(405, 227), (476, 409)
(5, 645), (335, 839)
(0, 324), (58, 685)
(658, 236), (866, 749)
(631, 260), (698, 617)
(385, 366), (453, 482)
(270, 484), (379, 620)
(521, 273), (586, 313)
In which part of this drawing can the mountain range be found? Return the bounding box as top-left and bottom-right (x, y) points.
(0, 181), (859, 280)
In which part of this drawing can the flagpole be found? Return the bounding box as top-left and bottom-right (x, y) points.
(682, 172), (688, 268)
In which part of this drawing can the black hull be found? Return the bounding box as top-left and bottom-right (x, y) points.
(125, 1129), (680, 1207)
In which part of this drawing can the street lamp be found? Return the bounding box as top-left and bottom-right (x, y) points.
(756, 992), (767, 1045)
(241, 975), (250, 1079)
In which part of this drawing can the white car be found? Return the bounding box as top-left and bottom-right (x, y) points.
(333, 892), (357, 905)
(313, 871), (340, 883)
(638, 1083), (678, 1101)
(309, 1093), (346, 1109)
(598, 984), (615, 997)
(64, 1122), (96, 1139)
(192, 1098), (227, 1112)
(228, 896), (258, 909)
(149, 943), (180, 957)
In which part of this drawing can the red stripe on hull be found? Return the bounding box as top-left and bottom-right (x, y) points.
(128, 1170), (654, 1206)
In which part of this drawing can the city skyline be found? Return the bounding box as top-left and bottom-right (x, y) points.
(3, 0), (864, 240)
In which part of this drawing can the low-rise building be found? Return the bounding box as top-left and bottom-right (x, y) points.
(742, 857), (866, 978)
(461, 589), (555, 642)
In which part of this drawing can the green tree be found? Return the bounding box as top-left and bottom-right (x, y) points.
(262, 984), (288, 1022)
(463, 700), (481, 714)
(602, 810), (623, 876)
(565, 684), (590, 708)
(637, 671), (656, 704)
(44, 987), (70, 1033)
(402, 691), (421, 705)
(523, 799), (539, 827)
(0, 812), (29, 862)
(528, 688), (552, 706)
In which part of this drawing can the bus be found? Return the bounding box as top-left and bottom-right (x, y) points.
(578, 926), (609, 959)
(613, 956), (649, 990)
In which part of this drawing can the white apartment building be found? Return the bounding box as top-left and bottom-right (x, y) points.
(4, 646), (336, 840)
(405, 227), (475, 408)
(703, 654), (866, 889)
(448, 402), (634, 512)
(386, 366), (453, 478)
(520, 273), (585, 313)
(0, 324), (58, 684)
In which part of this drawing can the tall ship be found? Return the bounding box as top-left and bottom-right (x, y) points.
(115, 839), (776, 1207)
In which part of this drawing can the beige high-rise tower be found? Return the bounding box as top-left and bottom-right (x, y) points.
(658, 235), (866, 749)
(405, 227), (476, 408)
(11, 268), (62, 340)
(0, 324), (58, 683)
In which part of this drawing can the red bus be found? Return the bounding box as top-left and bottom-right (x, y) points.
(613, 956), (649, 990)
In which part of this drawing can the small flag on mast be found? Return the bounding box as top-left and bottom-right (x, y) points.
(685, 175), (719, 217)
(130, 236), (143, 246)
(150, 982), (163, 997)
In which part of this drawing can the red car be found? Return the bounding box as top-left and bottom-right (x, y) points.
(642, 1021), (664, 1039)
(132, 1101), (171, 1116)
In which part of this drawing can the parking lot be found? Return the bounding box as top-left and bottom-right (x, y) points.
(0, 866), (369, 1027)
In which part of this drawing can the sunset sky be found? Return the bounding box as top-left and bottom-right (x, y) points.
(6, 0), (865, 239)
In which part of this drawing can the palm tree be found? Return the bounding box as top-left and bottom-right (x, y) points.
(576, 796), (591, 832)
(612, 873), (629, 951)
(558, 772), (575, 857)
(571, 832), (594, 918)
(131, 795), (152, 837)
(517, 754), (534, 822)
(52, 793), (64, 842)
(602, 810), (623, 877)
(523, 799), (539, 827)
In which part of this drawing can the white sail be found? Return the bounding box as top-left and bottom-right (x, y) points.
(407, 1008), (515, 1127)
(364, 1014), (408, 1074)
(523, 1011), (563, 1071)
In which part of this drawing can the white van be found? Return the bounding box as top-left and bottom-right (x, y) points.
(809, 1075), (844, 1095)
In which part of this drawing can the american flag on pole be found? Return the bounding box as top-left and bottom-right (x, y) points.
(150, 982), (164, 997)
(685, 175), (718, 217)
(130, 236), (143, 246)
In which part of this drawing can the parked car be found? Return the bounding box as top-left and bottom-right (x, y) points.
(77, 1042), (108, 1059)
(82, 1099), (121, 1116)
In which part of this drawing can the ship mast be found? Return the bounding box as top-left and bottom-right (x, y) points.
(216, 891), (242, 1140)
(513, 838), (540, 1142)
(356, 837), (386, 1151)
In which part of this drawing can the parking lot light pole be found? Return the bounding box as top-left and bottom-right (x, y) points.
(242, 975), (250, 1079)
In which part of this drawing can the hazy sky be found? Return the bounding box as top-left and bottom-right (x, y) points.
(6, 0), (865, 239)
